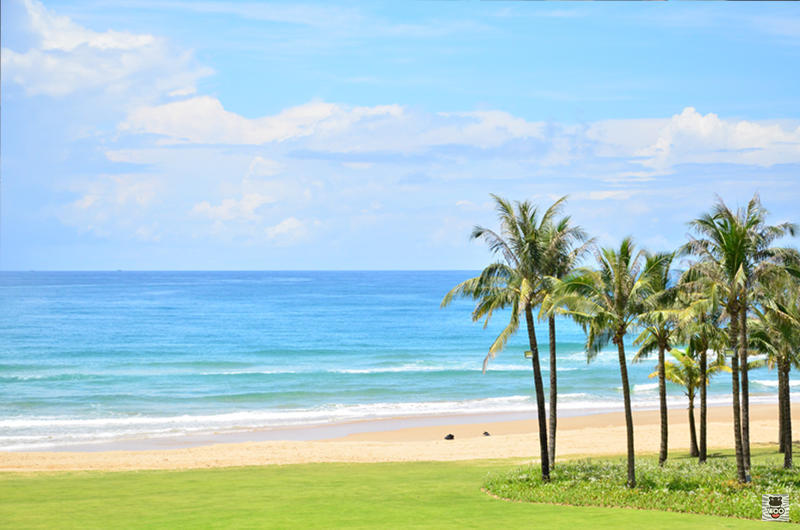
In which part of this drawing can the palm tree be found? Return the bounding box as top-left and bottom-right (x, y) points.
(633, 252), (677, 466)
(555, 237), (664, 488)
(684, 194), (797, 482)
(441, 195), (567, 482)
(751, 272), (800, 469)
(539, 215), (591, 469)
(652, 345), (730, 457)
(673, 280), (727, 464)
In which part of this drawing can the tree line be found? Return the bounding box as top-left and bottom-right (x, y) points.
(442, 193), (798, 487)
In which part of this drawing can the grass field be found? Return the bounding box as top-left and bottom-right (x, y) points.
(0, 456), (772, 528)
(486, 447), (798, 523)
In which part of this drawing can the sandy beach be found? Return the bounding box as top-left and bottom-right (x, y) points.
(1, 403), (795, 472)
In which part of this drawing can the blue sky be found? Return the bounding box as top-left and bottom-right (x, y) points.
(2, 0), (799, 270)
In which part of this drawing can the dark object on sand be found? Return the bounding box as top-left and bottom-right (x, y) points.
(444, 434), (455, 440)
(483, 431), (491, 436)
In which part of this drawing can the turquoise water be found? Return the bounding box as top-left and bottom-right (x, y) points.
(0, 271), (790, 450)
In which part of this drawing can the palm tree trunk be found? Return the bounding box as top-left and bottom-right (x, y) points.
(729, 307), (747, 483)
(615, 335), (636, 488)
(525, 305), (550, 482)
(738, 302), (751, 477)
(548, 315), (557, 469)
(688, 390), (699, 457)
(779, 359), (786, 454)
(782, 358), (793, 470)
(699, 346), (708, 464)
(658, 341), (668, 466)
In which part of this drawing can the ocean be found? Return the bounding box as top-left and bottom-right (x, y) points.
(0, 271), (792, 451)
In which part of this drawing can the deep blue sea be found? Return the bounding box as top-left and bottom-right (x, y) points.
(0, 271), (792, 451)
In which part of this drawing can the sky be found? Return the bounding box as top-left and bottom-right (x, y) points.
(2, 0), (799, 270)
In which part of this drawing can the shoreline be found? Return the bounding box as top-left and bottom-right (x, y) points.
(25, 407), (624, 453)
(1, 402), (795, 472)
(9, 393), (796, 454)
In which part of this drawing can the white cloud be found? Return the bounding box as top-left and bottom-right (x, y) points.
(22, 0), (154, 51)
(119, 96), (800, 175)
(100, 100), (800, 251)
(192, 193), (275, 222)
(73, 175), (159, 209)
(188, 157), (319, 243)
(59, 174), (162, 237)
(265, 217), (309, 243)
(121, 96), (403, 145)
(584, 108), (800, 177)
(168, 87), (197, 97)
(135, 223), (162, 243)
(576, 190), (638, 201)
(120, 96), (551, 152)
(585, 118), (666, 158)
(53, 95), (800, 249)
(454, 199), (492, 212)
(635, 107), (800, 172)
(430, 110), (545, 148)
(1, 0), (211, 98)
(247, 156), (284, 178)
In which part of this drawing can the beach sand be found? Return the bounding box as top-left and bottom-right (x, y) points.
(1, 403), (795, 472)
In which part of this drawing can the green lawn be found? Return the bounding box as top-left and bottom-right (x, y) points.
(486, 447), (799, 523)
(0, 458), (768, 529)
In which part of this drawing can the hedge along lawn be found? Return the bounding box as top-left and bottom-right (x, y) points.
(485, 445), (800, 524)
(0, 458), (766, 529)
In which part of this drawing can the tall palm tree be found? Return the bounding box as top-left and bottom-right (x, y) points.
(539, 215), (592, 469)
(441, 195), (567, 482)
(684, 194), (797, 482)
(652, 345), (730, 457)
(555, 237), (664, 488)
(633, 251), (677, 466)
(751, 272), (800, 469)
